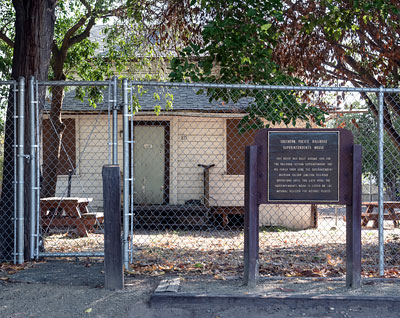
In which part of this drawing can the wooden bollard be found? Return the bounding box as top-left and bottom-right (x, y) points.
(102, 165), (124, 290)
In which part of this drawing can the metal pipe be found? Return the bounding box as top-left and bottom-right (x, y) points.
(35, 79), (40, 260)
(29, 77), (36, 260)
(13, 81), (17, 264)
(33, 80), (400, 94)
(37, 81), (110, 86)
(38, 252), (104, 258)
(107, 83), (111, 164)
(122, 78), (130, 268)
(17, 77), (25, 264)
(0, 81), (18, 85)
(130, 86), (134, 263)
(130, 81), (400, 94)
(378, 86), (384, 276)
(112, 76), (118, 164)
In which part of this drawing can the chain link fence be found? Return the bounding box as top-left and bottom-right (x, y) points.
(0, 81), (18, 263)
(1, 79), (400, 279)
(124, 82), (400, 278)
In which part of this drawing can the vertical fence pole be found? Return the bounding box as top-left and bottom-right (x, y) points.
(244, 145), (259, 287)
(122, 78), (129, 268)
(13, 82), (17, 264)
(103, 165), (124, 290)
(29, 76), (36, 260)
(378, 86), (384, 276)
(17, 77), (25, 264)
(112, 76), (118, 165)
(129, 86), (134, 264)
(35, 80), (40, 260)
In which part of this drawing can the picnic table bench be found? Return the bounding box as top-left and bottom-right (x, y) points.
(361, 201), (400, 228)
(40, 197), (104, 237)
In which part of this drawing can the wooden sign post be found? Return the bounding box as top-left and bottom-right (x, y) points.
(102, 165), (124, 290)
(244, 129), (361, 288)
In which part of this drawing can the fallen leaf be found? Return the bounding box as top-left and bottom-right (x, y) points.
(85, 308), (92, 313)
(214, 274), (226, 280)
(276, 287), (295, 292)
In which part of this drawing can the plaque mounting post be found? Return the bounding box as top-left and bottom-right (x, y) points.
(346, 144), (362, 289)
(244, 145), (259, 287)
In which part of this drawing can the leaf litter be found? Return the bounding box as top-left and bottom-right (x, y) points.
(36, 217), (400, 279)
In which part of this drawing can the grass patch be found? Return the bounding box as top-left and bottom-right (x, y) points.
(259, 225), (297, 233)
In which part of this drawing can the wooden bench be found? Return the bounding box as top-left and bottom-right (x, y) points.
(361, 201), (400, 228)
(40, 197), (104, 236)
(211, 206), (244, 227)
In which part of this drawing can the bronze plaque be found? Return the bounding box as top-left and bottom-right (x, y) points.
(268, 131), (339, 202)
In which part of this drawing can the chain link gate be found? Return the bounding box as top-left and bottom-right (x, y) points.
(29, 78), (119, 259)
(123, 81), (400, 279)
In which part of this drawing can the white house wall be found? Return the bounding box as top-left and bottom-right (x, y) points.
(53, 113), (313, 229)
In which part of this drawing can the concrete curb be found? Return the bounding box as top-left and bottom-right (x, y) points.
(151, 292), (400, 309)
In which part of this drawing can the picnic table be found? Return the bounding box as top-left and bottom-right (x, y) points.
(40, 197), (104, 236)
(361, 201), (400, 228)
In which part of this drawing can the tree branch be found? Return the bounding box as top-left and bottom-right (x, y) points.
(0, 30), (14, 48)
(67, 16), (96, 48)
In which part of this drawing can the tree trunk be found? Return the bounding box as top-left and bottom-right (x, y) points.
(0, 0), (56, 261)
(41, 86), (66, 198)
(384, 178), (398, 201)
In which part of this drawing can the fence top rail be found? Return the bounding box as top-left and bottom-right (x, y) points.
(0, 81), (17, 85)
(130, 81), (400, 93)
(37, 80), (111, 87)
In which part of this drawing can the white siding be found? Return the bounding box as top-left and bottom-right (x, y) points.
(52, 113), (313, 228)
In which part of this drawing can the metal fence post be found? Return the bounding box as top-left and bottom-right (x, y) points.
(29, 76), (37, 260)
(17, 77), (25, 264)
(13, 81), (17, 264)
(378, 86), (384, 276)
(112, 76), (118, 165)
(122, 78), (129, 268)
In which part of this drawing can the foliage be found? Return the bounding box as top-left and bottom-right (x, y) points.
(169, 0), (327, 131)
(277, 0), (400, 151)
(0, 0), (14, 81)
(336, 111), (400, 199)
(278, 0), (400, 87)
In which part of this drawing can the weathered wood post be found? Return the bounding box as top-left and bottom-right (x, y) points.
(102, 165), (124, 290)
(346, 144), (362, 289)
(244, 145), (259, 287)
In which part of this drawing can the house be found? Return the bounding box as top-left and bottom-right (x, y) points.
(43, 83), (317, 230)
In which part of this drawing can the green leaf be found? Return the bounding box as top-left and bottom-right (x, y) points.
(261, 23), (272, 32)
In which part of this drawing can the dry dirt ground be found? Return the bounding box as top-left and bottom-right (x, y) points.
(1, 260), (400, 318)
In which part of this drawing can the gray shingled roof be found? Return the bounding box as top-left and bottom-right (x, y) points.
(46, 85), (253, 113)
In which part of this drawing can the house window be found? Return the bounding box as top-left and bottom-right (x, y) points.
(42, 118), (76, 175)
(226, 118), (256, 175)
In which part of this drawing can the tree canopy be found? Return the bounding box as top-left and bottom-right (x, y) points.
(0, 0), (193, 260)
(276, 0), (400, 150)
(170, 0), (400, 148)
(169, 0), (327, 131)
